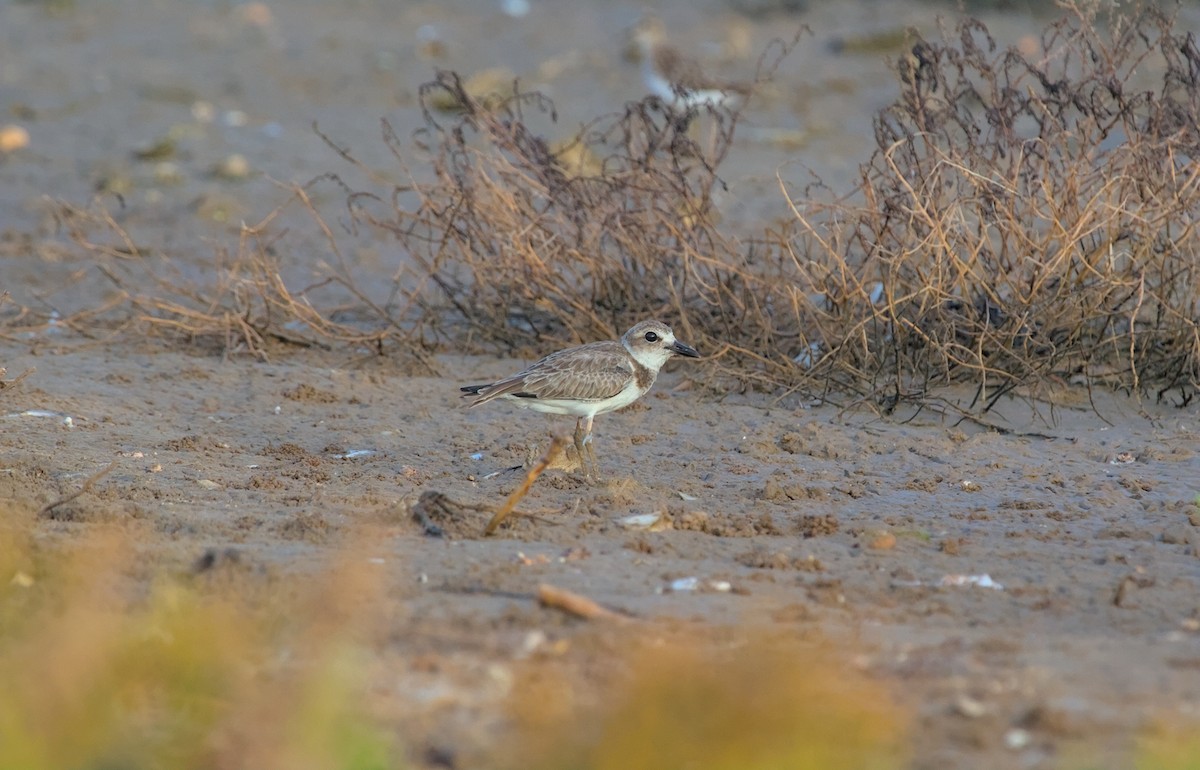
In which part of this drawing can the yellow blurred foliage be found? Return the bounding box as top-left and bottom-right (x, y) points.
(508, 631), (909, 770)
(1137, 717), (1200, 770)
(0, 522), (400, 770)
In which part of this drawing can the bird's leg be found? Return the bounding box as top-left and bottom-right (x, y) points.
(572, 417), (590, 476)
(581, 414), (599, 479)
(571, 415), (599, 479)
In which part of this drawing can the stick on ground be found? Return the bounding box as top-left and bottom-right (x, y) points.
(0, 368), (35, 391)
(38, 460), (117, 517)
(537, 583), (631, 623)
(484, 434), (564, 535)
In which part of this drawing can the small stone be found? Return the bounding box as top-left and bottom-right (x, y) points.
(191, 100), (215, 123)
(499, 0), (530, 17)
(1003, 728), (1031, 749)
(868, 531), (896, 550)
(953, 694), (988, 719)
(154, 161), (185, 185)
(669, 577), (700, 592)
(617, 512), (670, 531)
(213, 153), (250, 180)
(0, 124), (30, 153)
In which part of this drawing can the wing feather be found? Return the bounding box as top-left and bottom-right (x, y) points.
(464, 341), (633, 406)
(655, 47), (750, 96)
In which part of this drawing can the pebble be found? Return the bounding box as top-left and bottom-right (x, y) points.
(213, 153), (250, 180)
(154, 161), (185, 185)
(617, 512), (668, 530)
(191, 100), (215, 123)
(953, 694), (988, 719)
(499, 0), (530, 18)
(868, 531), (896, 550)
(1003, 728), (1031, 749)
(0, 124), (30, 153)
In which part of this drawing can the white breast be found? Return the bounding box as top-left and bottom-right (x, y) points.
(642, 58), (730, 109)
(642, 60), (679, 103)
(503, 378), (650, 418)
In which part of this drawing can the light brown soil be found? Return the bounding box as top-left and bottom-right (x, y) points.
(4, 339), (1198, 766)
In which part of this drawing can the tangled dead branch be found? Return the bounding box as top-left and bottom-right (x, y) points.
(339, 68), (765, 355)
(25, 6), (1199, 413)
(778, 3), (1200, 409)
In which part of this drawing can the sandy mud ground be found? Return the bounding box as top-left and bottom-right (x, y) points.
(3, 0), (1200, 767)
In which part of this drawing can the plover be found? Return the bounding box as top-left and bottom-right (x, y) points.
(461, 320), (700, 476)
(631, 12), (752, 111)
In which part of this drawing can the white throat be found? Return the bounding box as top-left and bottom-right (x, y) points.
(642, 57), (678, 103)
(625, 338), (675, 372)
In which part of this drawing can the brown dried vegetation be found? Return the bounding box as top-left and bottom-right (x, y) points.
(782, 4), (1200, 411)
(26, 4), (1200, 413)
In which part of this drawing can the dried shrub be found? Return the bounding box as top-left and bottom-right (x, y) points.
(341, 4), (1198, 410)
(44, 191), (427, 361)
(778, 3), (1200, 410)
(335, 67), (777, 355)
(29, 6), (1200, 413)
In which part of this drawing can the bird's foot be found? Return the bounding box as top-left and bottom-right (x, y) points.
(569, 439), (601, 482)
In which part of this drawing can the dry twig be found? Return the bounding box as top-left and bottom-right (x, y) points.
(536, 583), (632, 623)
(0, 368), (35, 392)
(485, 434), (564, 535)
(38, 461), (118, 518)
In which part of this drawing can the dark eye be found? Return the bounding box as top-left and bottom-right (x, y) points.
(644, 331), (659, 342)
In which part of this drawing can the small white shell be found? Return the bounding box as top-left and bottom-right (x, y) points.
(617, 512), (666, 530)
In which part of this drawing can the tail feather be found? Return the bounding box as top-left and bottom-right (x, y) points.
(462, 376), (529, 407)
(460, 383), (491, 407)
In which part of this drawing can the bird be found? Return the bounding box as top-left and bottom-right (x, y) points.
(460, 320), (700, 477)
(630, 12), (752, 112)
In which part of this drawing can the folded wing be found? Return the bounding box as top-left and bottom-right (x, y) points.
(464, 343), (634, 406)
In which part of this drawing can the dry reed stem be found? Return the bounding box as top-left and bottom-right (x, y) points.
(37, 461), (117, 518)
(0, 367), (35, 392)
(536, 583), (632, 624)
(485, 434), (564, 535)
